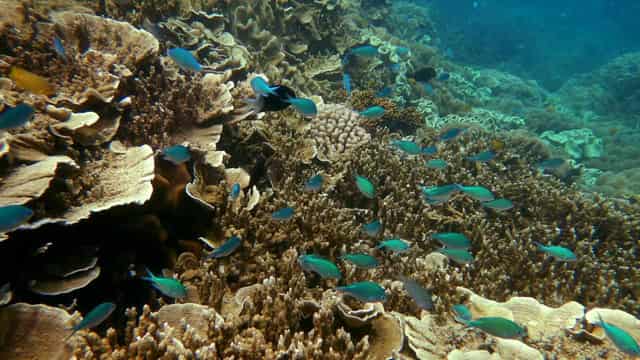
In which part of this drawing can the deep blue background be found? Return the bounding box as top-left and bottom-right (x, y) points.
(418, 0), (640, 90)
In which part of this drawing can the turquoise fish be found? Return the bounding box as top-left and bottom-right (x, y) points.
(421, 184), (459, 202)
(142, 268), (187, 298)
(596, 313), (640, 356)
(533, 242), (576, 262)
(162, 145), (190, 165)
(398, 276), (433, 310)
(53, 37), (66, 61)
(250, 76), (278, 96)
(359, 106), (385, 118)
(355, 175), (375, 199)
(459, 185), (495, 202)
(391, 140), (421, 155)
(66, 302), (116, 340)
(467, 317), (526, 339)
(298, 254), (341, 279)
(362, 219), (382, 237)
(432, 232), (471, 249)
(349, 45), (378, 57)
(538, 158), (565, 170)
(304, 174), (323, 192)
(467, 150), (496, 162)
(437, 248), (474, 264)
(0, 205), (34, 233)
(341, 253), (379, 269)
(337, 281), (386, 303)
(453, 304), (472, 323)
(439, 127), (464, 141)
(482, 198), (513, 211)
(377, 239), (410, 253)
(0, 103), (35, 130)
(272, 207), (294, 221)
(230, 183), (241, 200)
(426, 159), (447, 169)
(422, 145), (437, 155)
(343, 73), (352, 96)
(208, 235), (242, 258)
(168, 48), (202, 72)
(286, 98), (317, 118)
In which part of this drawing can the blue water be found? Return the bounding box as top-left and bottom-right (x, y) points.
(423, 0), (640, 90)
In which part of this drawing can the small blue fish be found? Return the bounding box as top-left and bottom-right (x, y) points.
(439, 127), (464, 141)
(343, 73), (352, 96)
(53, 37), (66, 61)
(467, 151), (495, 162)
(298, 254), (341, 279)
(341, 253), (379, 269)
(421, 184), (459, 202)
(444, 48), (454, 58)
(395, 46), (410, 56)
(423, 83), (435, 95)
(272, 207), (294, 221)
(359, 106), (385, 118)
(0, 103), (35, 130)
(337, 281), (386, 303)
(392, 140), (421, 155)
(377, 239), (410, 253)
(168, 48), (202, 72)
(467, 317), (526, 339)
(538, 158), (565, 170)
(398, 276), (433, 310)
(376, 86), (392, 98)
(230, 183), (241, 200)
(482, 198), (513, 211)
(362, 219), (382, 237)
(437, 248), (474, 264)
(355, 175), (376, 199)
(208, 235), (242, 258)
(0, 205), (33, 233)
(458, 185), (495, 202)
(251, 77), (278, 96)
(533, 242), (576, 262)
(432, 232), (471, 249)
(422, 145), (437, 155)
(285, 98), (317, 118)
(66, 302), (116, 340)
(142, 268), (187, 298)
(304, 174), (323, 192)
(453, 304), (472, 323)
(437, 72), (450, 81)
(389, 63), (401, 73)
(596, 313), (640, 356)
(349, 45), (378, 57)
(161, 145), (191, 165)
(426, 159), (447, 169)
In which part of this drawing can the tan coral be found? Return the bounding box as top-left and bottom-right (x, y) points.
(457, 287), (584, 341)
(56, 144), (154, 224)
(28, 266), (101, 296)
(305, 103), (371, 162)
(51, 11), (159, 72)
(0, 156), (77, 206)
(0, 303), (74, 360)
(156, 303), (224, 339)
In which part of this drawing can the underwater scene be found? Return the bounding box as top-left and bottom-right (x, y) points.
(0, 0), (639, 359)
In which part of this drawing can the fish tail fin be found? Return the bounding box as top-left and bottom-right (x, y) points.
(64, 329), (77, 341)
(143, 267), (155, 280)
(532, 241), (544, 249)
(596, 312), (605, 327)
(241, 96), (265, 113)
